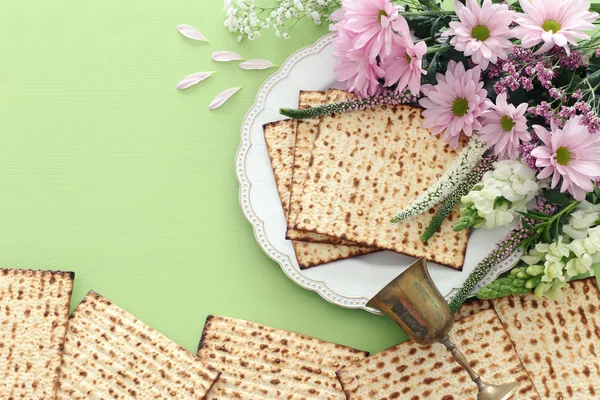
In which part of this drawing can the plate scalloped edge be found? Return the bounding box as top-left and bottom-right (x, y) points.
(235, 32), (524, 314)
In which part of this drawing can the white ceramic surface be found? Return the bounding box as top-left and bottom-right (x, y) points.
(236, 33), (522, 314)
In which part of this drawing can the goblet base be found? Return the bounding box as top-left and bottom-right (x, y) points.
(478, 381), (520, 400)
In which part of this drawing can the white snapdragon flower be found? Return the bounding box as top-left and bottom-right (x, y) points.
(460, 159), (540, 229)
(536, 238), (570, 283)
(521, 246), (545, 266)
(563, 201), (600, 239)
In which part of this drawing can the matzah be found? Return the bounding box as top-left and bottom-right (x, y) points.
(0, 268), (74, 399)
(264, 118), (377, 269)
(57, 292), (220, 399)
(493, 278), (600, 399)
(197, 315), (368, 399)
(454, 298), (494, 321)
(286, 91), (356, 246)
(336, 309), (538, 399)
(295, 89), (469, 269)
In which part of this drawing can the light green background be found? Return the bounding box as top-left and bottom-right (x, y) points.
(0, 0), (404, 354)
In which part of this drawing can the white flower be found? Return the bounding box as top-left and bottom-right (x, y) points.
(536, 237), (570, 283)
(563, 201), (600, 239)
(535, 279), (568, 302)
(484, 208), (514, 229)
(222, 0), (336, 40)
(565, 255), (593, 278)
(461, 159), (540, 229)
(521, 246), (545, 266)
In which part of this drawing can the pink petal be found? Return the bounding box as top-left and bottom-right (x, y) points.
(209, 87), (242, 110)
(177, 24), (209, 42)
(176, 71), (214, 90)
(239, 59), (277, 70)
(212, 51), (245, 62)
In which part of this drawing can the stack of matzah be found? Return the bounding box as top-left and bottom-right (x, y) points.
(264, 91), (378, 269)
(336, 309), (539, 399)
(265, 89), (470, 269)
(57, 291), (220, 399)
(197, 314), (368, 399)
(0, 268), (74, 399)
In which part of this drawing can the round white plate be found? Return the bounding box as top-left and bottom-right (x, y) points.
(236, 33), (522, 313)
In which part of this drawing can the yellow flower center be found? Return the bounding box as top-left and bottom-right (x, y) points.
(501, 116), (515, 132)
(378, 10), (388, 22)
(405, 52), (412, 63)
(542, 20), (561, 33)
(556, 146), (571, 165)
(471, 25), (490, 41)
(452, 98), (469, 117)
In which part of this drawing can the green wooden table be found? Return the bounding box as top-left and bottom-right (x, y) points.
(0, 0), (405, 354)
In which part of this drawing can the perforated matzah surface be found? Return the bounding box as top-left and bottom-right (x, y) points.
(0, 268), (74, 399)
(198, 315), (368, 399)
(57, 292), (220, 399)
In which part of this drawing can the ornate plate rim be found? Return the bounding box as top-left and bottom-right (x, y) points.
(235, 33), (522, 314)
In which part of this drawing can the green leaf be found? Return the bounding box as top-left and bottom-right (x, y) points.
(544, 226), (552, 243)
(429, 15), (450, 38)
(553, 219), (561, 243)
(426, 53), (439, 84)
(518, 211), (551, 221)
(543, 189), (570, 205)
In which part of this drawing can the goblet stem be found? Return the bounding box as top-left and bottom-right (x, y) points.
(439, 335), (488, 392)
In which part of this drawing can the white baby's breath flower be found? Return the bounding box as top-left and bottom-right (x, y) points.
(222, 0), (340, 40)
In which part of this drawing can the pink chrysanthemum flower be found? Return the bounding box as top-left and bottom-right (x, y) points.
(379, 17), (427, 95)
(339, 0), (403, 61)
(442, 0), (515, 69)
(333, 29), (384, 97)
(531, 116), (600, 200)
(480, 93), (530, 159)
(419, 61), (489, 148)
(513, 0), (599, 55)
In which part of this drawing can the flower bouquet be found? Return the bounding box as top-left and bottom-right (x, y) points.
(231, 0), (600, 310)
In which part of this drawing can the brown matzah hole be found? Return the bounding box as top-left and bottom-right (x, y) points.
(336, 309), (539, 399)
(0, 268), (74, 399)
(197, 315), (368, 399)
(56, 291), (220, 399)
(295, 89), (469, 269)
(493, 278), (600, 399)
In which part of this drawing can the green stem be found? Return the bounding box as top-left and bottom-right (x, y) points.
(422, 156), (496, 242)
(427, 45), (452, 54)
(279, 90), (416, 120)
(417, 0), (442, 11)
(400, 11), (454, 17)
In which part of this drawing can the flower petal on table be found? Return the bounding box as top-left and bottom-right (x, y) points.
(177, 71), (215, 90)
(212, 51), (244, 62)
(239, 59), (277, 70)
(209, 87), (242, 110)
(177, 24), (209, 42)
